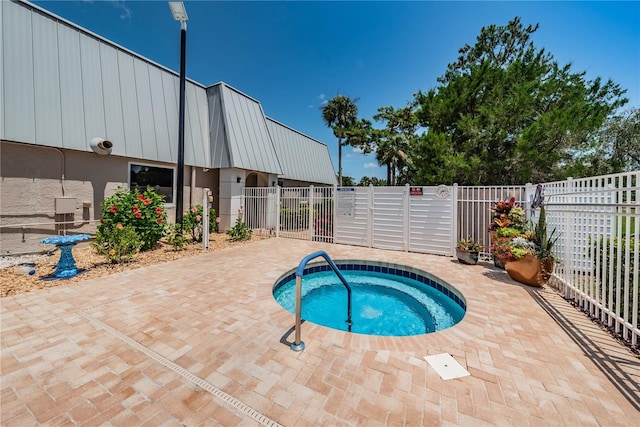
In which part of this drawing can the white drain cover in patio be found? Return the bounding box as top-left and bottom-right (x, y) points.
(424, 353), (470, 380)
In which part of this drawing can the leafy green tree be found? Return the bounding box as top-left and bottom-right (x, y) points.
(413, 17), (628, 185)
(340, 175), (356, 187)
(344, 106), (418, 185)
(321, 95), (359, 186)
(565, 107), (640, 176)
(357, 176), (386, 186)
(371, 106), (419, 185)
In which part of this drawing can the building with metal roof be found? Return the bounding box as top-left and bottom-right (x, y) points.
(0, 0), (336, 253)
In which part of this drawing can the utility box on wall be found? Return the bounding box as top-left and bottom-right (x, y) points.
(55, 197), (76, 214)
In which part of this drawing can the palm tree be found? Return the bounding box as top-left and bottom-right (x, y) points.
(321, 95), (358, 186)
(375, 132), (413, 185)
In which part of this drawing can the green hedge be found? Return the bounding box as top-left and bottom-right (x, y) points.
(591, 236), (638, 327)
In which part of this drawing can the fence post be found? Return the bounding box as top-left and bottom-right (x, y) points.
(451, 183), (458, 256)
(564, 177), (575, 299)
(202, 188), (210, 250)
(275, 186), (281, 238)
(367, 184), (374, 248)
(308, 185), (315, 241)
(404, 184), (410, 251)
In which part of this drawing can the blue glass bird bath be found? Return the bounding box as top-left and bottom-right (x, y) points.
(41, 234), (91, 278)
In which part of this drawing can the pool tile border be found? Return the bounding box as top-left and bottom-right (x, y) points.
(273, 259), (467, 311)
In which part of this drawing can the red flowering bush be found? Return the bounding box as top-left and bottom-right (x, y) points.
(96, 186), (167, 252)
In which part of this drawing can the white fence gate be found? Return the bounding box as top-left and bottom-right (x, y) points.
(245, 185), (457, 256)
(334, 185), (456, 255)
(243, 186), (334, 242)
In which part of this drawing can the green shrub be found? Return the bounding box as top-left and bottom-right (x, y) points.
(590, 236), (638, 326)
(92, 224), (142, 263)
(280, 206), (309, 230)
(227, 218), (252, 241)
(165, 223), (188, 251)
(98, 186), (166, 251)
(182, 205), (218, 242)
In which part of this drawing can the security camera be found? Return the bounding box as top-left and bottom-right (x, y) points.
(90, 137), (113, 155)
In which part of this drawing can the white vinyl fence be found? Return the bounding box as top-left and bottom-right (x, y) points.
(334, 185), (457, 255)
(245, 185), (457, 255)
(543, 172), (639, 346)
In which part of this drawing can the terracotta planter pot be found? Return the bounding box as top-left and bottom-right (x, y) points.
(456, 248), (479, 265)
(540, 256), (554, 282)
(505, 254), (550, 287)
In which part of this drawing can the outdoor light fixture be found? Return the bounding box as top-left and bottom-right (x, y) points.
(168, 2), (188, 224)
(168, 2), (188, 25)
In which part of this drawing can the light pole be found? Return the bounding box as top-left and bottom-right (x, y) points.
(169, 1), (188, 225)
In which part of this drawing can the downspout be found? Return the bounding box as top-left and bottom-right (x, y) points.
(190, 166), (196, 208)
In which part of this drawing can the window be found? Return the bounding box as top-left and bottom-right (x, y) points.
(129, 163), (175, 204)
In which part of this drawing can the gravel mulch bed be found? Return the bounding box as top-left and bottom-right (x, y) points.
(0, 233), (268, 298)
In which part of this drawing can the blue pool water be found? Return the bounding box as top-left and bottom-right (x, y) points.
(273, 264), (466, 336)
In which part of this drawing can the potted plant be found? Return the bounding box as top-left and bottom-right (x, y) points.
(531, 205), (558, 282)
(498, 206), (558, 287)
(488, 197), (526, 268)
(456, 236), (482, 265)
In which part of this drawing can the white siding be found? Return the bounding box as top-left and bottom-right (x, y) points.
(58, 24), (86, 150)
(148, 67), (172, 161)
(207, 85), (231, 168)
(33, 11), (63, 147)
(161, 72), (179, 163)
(118, 51), (143, 159)
(79, 36), (106, 146)
(219, 84), (282, 174)
(2, 2), (35, 143)
(99, 43), (126, 155)
(134, 58), (158, 160)
(1, 0), (209, 167)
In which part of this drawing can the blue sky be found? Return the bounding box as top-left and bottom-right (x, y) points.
(31, 0), (640, 181)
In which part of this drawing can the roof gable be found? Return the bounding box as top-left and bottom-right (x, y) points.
(266, 118), (337, 185)
(207, 83), (282, 175)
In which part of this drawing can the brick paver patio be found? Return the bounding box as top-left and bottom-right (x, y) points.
(1, 238), (638, 425)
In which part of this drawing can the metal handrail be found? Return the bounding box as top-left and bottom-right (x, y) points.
(291, 250), (353, 351)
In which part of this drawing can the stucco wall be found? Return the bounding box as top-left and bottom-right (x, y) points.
(0, 141), (215, 254)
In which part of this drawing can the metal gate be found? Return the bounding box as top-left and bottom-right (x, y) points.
(243, 186), (334, 242)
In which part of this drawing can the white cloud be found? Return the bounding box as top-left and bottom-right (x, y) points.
(318, 94), (326, 100)
(308, 104), (314, 109)
(363, 162), (378, 169)
(320, 99), (328, 105)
